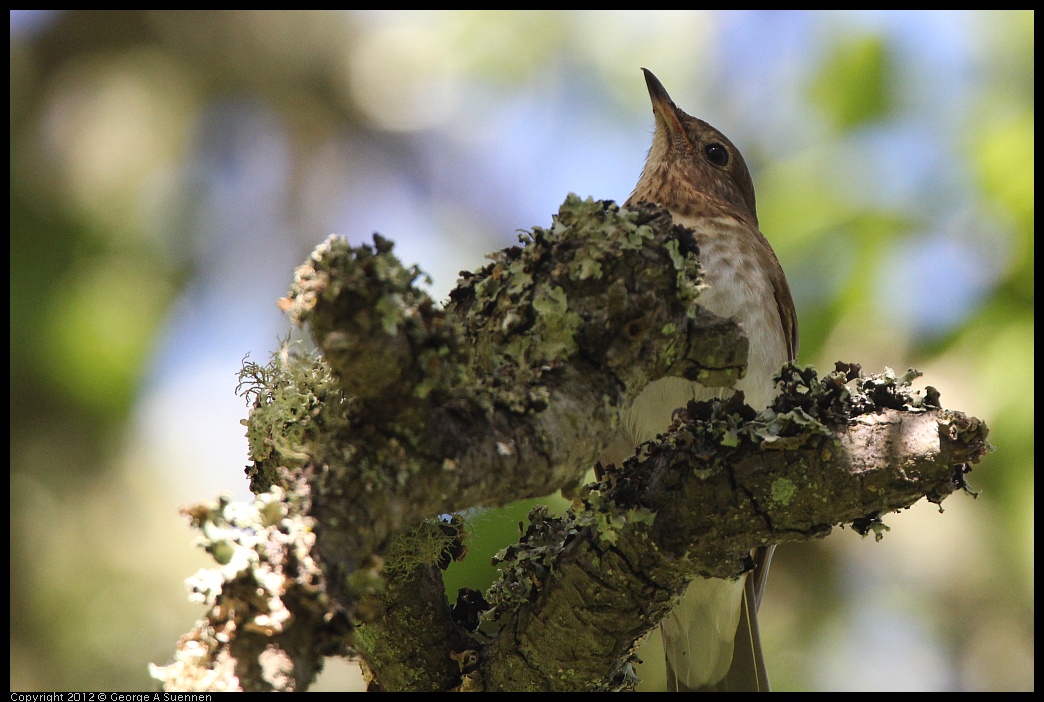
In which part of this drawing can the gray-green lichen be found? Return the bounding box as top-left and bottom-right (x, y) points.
(150, 487), (326, 692)
(770, 477), (797, 506)
(382, 516), (468, 581)
(744, 361), (945, 450)
(238, 341), (349, 492)
(484, 506), (581, 620)
(450, 194), (708, 396)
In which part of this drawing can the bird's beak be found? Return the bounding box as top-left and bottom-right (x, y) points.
(642, 68), (690, 150)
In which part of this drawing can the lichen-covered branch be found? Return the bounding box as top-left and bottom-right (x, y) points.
(150, 488), (347, 692)
(476, 365), (989, 690)
(268, 197), (749, 608)
(157, 196), (991, 692)
(350, 519), (474, 691)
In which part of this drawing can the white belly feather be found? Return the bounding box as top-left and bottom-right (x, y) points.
(621, 215), (787, 690)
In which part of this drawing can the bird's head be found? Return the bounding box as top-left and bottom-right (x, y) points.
(629, 68), (759, 228)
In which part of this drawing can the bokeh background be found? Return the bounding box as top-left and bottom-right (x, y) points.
(9, 10), (1032, 692)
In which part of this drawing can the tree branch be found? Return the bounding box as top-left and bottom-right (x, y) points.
(267, 197), (749, 606)
(477, 373), (987, 690)
(155, 196), (991, 692)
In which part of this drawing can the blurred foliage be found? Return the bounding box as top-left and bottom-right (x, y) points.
(810, 33), (894, 130)
(9, 10), (1032, 692)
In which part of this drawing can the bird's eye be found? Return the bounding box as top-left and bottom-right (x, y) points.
(704, 143), (729, 167)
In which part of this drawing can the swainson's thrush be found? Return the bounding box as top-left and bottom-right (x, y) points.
(611, 68), (798, 692)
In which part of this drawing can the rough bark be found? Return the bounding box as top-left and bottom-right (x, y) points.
(153, 196), (991, 692)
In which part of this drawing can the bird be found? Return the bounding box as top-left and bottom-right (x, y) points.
(609, 68), (799, 691)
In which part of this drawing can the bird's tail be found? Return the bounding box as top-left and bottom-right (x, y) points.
(664, 575), (769, 692)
